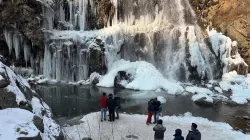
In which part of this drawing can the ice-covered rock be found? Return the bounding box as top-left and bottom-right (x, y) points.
(98, 60), (184, 94)
(220, 71), (250, 104)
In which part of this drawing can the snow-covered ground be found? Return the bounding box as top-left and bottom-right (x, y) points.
(63, 112), (250, 140)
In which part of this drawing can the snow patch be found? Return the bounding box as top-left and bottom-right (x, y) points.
(0, 108), (39, 140)
(64, 112), (250, 140)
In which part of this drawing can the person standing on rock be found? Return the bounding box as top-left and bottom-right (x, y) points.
(153, 98), (161, 123)
(153, 119), (166, 140)
(146, 99), (154, 125)
(106, 93), (116, 122)
(186, 123), (201, 140)
(173, 129), (184, 140)
(114, 92), (121, 119)
(100, 92), (108, 122)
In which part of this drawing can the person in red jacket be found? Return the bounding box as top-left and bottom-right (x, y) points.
(100, 92), (108, 122)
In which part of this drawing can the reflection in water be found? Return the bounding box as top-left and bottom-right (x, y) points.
(35, 85), (250, 133)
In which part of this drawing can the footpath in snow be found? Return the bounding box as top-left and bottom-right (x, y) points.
(63, 112), (250, 140)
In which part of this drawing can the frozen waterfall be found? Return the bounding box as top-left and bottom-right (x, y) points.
(3, 0), (247, 82)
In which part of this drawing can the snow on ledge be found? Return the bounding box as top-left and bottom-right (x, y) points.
(63, 112), (250, 140)
(0, 61), (28, 104)
(0, 108), (39, 139)
(97, 60), (184, 94)
(220, 71), (250, 104)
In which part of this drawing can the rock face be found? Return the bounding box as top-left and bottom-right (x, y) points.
(0, 0), (44, 46)
(190, 0), (250, 71)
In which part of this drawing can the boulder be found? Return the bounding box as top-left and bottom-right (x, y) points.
(0, 74), (10, 88)
(33, 116), (44, 133)
(194, 97), (213, 106)
(0, 88), (18, 109)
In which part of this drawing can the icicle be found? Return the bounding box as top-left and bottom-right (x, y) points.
(3, 29), (13, 54)
(24, 44), (31, 67)
(13, 33), (20, 60)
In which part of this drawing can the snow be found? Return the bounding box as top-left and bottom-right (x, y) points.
(191, 93), (213, 103)
(31, 97), (51, 118)
(220, 71), (250, 104)
(63, 112), (250, 140)
(0, 75), (3, 81)
(0, 61), (28, 104)
(157, 96), (166, 103)
(185, 86), (227, 103)
(214, 87), (223, 93)
(0, 108), (39, 140)
(97, 60), (184, 95)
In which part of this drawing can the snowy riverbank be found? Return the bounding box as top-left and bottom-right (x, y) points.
(63, 112), (250, 140)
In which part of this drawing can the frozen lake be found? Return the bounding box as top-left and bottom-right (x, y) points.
(34, 85), (250, 133)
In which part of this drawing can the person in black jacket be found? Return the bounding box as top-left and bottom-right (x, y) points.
(173, 129), (184, 140)
(153, 98), (161, 123)
(114, 93), (121, 119)
(106, 94), (116, 122)
(186, 123), (201, 140)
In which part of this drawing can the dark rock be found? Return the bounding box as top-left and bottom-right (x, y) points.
(0, 88), (18, 109)
(243, 116), (250, 120)
(33, 116), (44, 133)
(0, 76), (10, 88)
(18, 133), (42, 140)
(82, 138), (93, 140)
(194, 97), (213, 106)
(55, 131), (65, 140)
(126, 135), (139, 139)
(114, 71), (133, 88)
(91, 77), (99, 86)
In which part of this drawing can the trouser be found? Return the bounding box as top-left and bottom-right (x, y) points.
(153, 111), (159, 123)
(108, 108), (115, 121)
(100, 108), (107, 120)
(146, 111), (153, 124)
(115, 107), (119, 118)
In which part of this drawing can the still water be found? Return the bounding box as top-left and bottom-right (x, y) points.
(35, 85), (250, 133)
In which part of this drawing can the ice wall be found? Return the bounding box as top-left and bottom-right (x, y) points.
(3, 0), (247, 83)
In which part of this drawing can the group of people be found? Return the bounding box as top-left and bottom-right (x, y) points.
(146, 98), (162, 125)
(153, 119), (201, 140)
(99, 93), (201, 140)
(100, 92), (121, 122)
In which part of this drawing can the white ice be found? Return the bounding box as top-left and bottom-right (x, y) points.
(63, 112), (250, 140)
(97, 59), (184, 95)
(220, 71), (250, 104)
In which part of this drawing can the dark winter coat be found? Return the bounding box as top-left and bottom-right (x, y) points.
(153, 101), (161, 112)
(153, 124), (166, 139)
(186, 129), (201, 140)
(148, 101), (154, 112)
(100, 96), (107, 108)
(106, 97), (116, 110)
(174, 129), (184, 140)
(114, 96), (121, 109)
